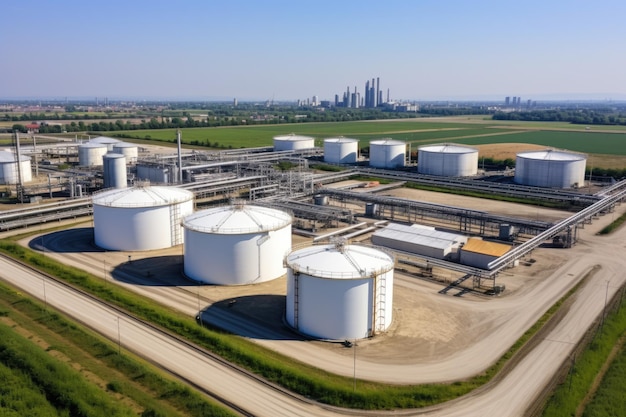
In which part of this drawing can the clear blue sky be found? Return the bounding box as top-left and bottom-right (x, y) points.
(1, 0), (624, 101)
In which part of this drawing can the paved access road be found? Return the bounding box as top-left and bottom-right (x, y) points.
(3, 210), (625, 416)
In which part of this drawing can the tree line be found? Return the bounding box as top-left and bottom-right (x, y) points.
(493, 109), (626, 125)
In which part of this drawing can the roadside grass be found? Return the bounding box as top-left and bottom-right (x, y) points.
(541, 289), (626, 417)
(597, 212), (626, 235)
(0, 318), (137, 417)
(0, 283), (236, 417)
(0, 234), (591, 410)
(580, 333), (626, 417)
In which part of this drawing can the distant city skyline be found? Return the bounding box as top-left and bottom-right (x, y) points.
(1, 0), (625, 102)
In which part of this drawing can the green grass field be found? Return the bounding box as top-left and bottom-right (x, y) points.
(112, 119), (626, 156)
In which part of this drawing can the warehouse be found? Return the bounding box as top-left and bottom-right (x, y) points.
(371, 222), (467, 261)
(459, 238), (512, 269)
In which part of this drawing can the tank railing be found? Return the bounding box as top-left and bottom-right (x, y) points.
(287, 262), (394, 280)
(183, 221), (291, 235)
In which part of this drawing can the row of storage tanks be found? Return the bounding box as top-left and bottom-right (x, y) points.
(290, 132), (586, 188)
(92, 185), (394, 340)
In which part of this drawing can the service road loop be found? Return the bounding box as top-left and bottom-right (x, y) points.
(1, 229), (625, 416)
(0, 255), (337, 417)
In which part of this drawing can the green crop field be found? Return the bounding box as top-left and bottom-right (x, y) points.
(453, 130), (626, 155)
(112, 119), (626, 157)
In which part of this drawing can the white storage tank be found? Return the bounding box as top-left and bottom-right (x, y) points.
(273, 134), (315, 151)
(418, 143), (478, 176)
(78, 143), (108, 166)
(103, 153), (127, 189)
(323, 137), (359, 164)
(369, 139), (406, 168)
(0, 150), (32, 184)
(89, 136), (121, 151)
(112, 142), (139, 164)
(285, 241), (395, 340)
(93, 186), (194, 251)
(183, 204), (292, 285)
(514, 149), (587, 188)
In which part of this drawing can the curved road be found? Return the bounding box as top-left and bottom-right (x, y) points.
(2, 209), (625, 416)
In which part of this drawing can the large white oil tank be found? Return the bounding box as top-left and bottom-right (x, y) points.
(369, 139), (406, 168)
(0, 150), (32, 184)
(183, 204), (292, 285)
(112, 142), (139, 164)
(323, 137), (359, 164)
(78, 143), (108, 166)
(93, 186), (194, 251)
(89, 136), (121, 151)
(514, 149), (587, 188)
(285, 241), (395, 340)
(273, 134), (315, 151)
(103, 153), (127, 189)
(418, 143), (479, 176)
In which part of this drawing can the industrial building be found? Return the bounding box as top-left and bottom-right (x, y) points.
(514, 149), (587, 188)
(285, 241), (394, 340)
(371, 222), (467, 261)
(369, 139), (406, 169)
(417, 144), (479, 177)
(459, 238), (512, 269)
(182, 203), (292, 285)
(323, 137), (359, 164)
(92, 185), (194, 251)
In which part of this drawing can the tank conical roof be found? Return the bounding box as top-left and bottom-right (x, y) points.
(92, 186), (193, 207)
(286, 242), (394, 279)
(183, 204), (291, 234)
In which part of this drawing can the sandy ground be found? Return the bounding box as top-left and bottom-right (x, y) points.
(15, 184), (593, 366)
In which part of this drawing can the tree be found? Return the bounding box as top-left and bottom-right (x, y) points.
(11, 124), (26, 133)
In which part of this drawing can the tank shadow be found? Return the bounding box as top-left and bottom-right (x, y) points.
(199, 294), (302, 341)
(29, 227), (101, 253)
(110, 255), (198, 287)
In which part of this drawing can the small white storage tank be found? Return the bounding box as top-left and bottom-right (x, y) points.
(418, 143), (478, 176)
(183, 204), (292, 285)
(93, 186), (194, 251)
(273, 134), (315, 151)
(323, 137), (359, 164)
(103, 153), (127, 189)
(0, 150), (32, 184)
(78, 143), (108, 166)
(285, 241), (395, 340)
(89, 136), (121, 151)
(112, 142), (139, 164)
(514, 149), (586, 188)
(369, 139), (406, 168)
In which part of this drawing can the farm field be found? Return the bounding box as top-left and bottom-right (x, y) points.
(112, 118), (626, 163)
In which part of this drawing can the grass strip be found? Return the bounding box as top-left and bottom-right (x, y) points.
(541, 288), (626, 417)
(0, 320), (137, 417)
(0, 237), (588, 410)
(0, 283), (236, 417)
(597, 212), (626, 235)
